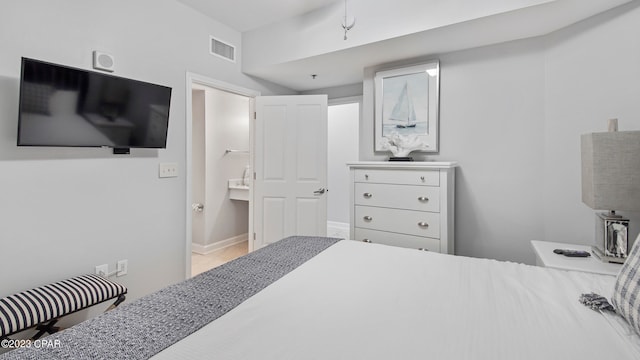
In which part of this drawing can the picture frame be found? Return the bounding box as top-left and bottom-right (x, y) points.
(374, 60), (440, 153)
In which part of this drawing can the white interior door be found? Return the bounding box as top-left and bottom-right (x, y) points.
(253, 95), (328, 249)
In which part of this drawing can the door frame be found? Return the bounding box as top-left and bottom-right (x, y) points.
(184, 72), (260, 279)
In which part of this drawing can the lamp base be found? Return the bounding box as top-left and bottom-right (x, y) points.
(594, 212), (629, 262)
(591, 246), (626, 264)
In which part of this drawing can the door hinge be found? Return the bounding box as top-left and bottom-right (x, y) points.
(253, 112), (256, 119)
(253, 233), (256, 240)
(253, 172), (256, 180)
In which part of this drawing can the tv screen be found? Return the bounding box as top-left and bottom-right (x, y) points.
(17, 57), (172, 149)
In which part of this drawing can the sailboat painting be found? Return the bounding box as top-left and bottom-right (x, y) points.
(381, 72), (429, 137)
(388, 82), (418, 129)
(374, 61), (440, 153)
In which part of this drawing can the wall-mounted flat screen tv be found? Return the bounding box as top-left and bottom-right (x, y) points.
(18, 57), (172, 149)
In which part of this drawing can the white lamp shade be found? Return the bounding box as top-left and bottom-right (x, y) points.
(581, 131), (640, 211)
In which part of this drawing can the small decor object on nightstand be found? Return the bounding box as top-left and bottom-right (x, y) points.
(581, 119), (640, 263)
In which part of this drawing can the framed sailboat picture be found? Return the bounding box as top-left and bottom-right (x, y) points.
(374, 60), (440, 153)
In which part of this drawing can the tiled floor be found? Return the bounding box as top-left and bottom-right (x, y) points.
(191, 241), (248, 276)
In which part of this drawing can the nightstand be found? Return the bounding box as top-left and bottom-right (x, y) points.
(530, 240), (622, 276)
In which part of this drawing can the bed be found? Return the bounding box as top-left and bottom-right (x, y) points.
(2, 236), (639, 359)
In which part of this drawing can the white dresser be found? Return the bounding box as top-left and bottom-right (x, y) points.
(347, 162), (457, 254)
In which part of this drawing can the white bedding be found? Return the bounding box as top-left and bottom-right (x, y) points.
(154, 240), (640, 359)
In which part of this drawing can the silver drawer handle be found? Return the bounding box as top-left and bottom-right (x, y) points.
(365, 174), (369, 180)
(363, 193), (372, 198)
(418, 196), (429, 202)
(418, 248), (429, 251)
(363, 216), (373, 221)
(362, 239), (372, 243)
(418, 222), (429, 228)
(420, 176), (425, 181)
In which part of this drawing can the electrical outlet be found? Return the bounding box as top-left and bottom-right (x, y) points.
(159, 163), (178, 178)
(95, 264), (109, 277)
(116, 259), (128, 277)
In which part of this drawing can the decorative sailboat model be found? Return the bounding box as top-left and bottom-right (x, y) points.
(389, 82), (416, 128)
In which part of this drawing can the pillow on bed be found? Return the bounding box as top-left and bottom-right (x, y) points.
(21, 82), (53, 115)
(612, 233), (640, 335)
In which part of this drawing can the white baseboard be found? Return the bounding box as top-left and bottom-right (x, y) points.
(327, 221), (350, 239)
(192, 233), (248, 255)
(327, 221), (349, 231)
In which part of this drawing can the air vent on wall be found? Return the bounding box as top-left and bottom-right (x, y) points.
(210, 36), (236, 62)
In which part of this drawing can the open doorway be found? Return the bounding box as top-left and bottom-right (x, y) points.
(327, 97), (361, 239)
(185, 73), (259, 278)
(184, 78), (360, 278)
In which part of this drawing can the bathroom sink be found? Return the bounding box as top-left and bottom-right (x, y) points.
(228, 179), (249, 201)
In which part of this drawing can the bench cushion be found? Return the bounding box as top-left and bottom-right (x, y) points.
(0, 274), (127, 337)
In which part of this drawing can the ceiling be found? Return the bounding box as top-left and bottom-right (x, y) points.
(177, 0), (340, 32)
(178, 0), (635, 91)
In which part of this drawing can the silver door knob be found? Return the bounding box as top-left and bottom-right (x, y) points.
(363, 216), (373, 221)
(363, 193), (372, 198)
(192, 203), (204, 212)
(418, 196), (429, 202)
(313, 188), (326, 195)
(365, 174), (369, 180)
(418, 222), (429, 228)
(420, 176), (425, 181)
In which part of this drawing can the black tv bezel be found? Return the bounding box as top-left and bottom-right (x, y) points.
(17, 57), (172, 150)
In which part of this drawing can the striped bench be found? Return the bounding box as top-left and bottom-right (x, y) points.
(0, 274), (127, 339)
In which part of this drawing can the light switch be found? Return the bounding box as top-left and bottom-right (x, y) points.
(159, 163), (178, 178)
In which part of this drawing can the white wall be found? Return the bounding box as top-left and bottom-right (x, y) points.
(327, 102), (360, 224)
(542, 2), (640, 246)
(302, 83), (363, 99)
(360, 2), (640, 264)
(0, 0), (293, 309)
(439, 40), (547, 263)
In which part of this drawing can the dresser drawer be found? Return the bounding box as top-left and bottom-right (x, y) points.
(354, 169), (439, 186)
(354, 228), (440, 251)
(355, 183), (440, 212)
(355, 205), (440, 238)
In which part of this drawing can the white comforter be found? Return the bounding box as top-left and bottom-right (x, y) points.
(154, 240), (640, 359)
